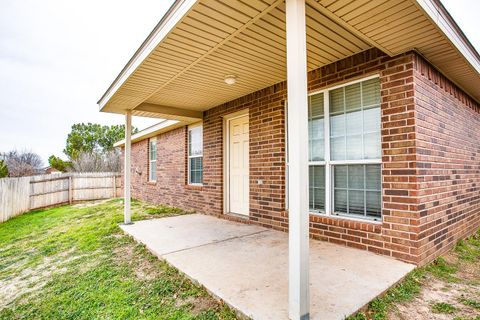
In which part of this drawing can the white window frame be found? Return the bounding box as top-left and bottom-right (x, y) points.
(148, 137), (157, 182)
(314, 74), (383, 223)
(306, 74), (382, 223)
(188, 122), (203, 186)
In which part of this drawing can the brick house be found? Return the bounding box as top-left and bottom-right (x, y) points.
(101, 1), (480, 318)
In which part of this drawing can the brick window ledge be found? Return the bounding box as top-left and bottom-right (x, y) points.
(310, 214), (383, 234)
(185, 184), (203, 191)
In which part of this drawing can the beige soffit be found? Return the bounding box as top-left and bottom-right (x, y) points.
(99, 0), (480, 120)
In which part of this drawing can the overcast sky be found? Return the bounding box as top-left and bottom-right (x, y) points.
(0, 0), (479, 164)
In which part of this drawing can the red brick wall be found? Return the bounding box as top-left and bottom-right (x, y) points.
(129, 128), (207, 212)
(124, 48), (480, 265)
(203, 84), (288, 229)
(307, 50), (420, 263)
(413, 55), (480, 265)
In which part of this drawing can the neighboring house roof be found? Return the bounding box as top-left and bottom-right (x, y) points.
(43, 166), (61, 173)
(44, 167), (61, 174)
(98, 0), (480, 120)
(114, 119), (184, 147)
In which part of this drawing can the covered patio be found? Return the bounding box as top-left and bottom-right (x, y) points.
(99, 0), (480, 319)
(121, 214), (414, 319)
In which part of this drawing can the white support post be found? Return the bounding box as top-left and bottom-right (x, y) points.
(286, 0), (310, 319)
(124, 110), (132, 225)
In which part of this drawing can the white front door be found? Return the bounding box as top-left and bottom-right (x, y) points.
(228, 115), (249, 215)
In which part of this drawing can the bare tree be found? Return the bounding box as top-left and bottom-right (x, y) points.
(103, 150), (121, 172)
(1, 150), (43, 177)
(70, 150), (121, 172)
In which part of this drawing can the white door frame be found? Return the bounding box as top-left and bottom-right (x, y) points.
(223, 109), (249, 215)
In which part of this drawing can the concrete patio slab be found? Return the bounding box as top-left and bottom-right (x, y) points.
(121, 214), (266, 256)
(121, 214), (415, 320)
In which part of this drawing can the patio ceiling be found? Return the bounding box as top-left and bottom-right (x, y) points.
(98, 0), (480, 120)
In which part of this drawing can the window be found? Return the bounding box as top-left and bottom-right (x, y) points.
(308, 92), (326, 212)
(188, 123), (203, 185)
(329, 78), (381, 160)
(333, 164), (381, 218)
(308, 76), (382, 221)
(149, 138), (157, 182)
(309, 165), (325, 212)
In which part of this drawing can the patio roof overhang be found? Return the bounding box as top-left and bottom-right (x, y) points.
(98, 0), (480, 120)
(102, 1), (480, 319)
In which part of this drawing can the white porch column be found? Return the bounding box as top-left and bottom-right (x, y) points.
(124, 110), (132, 224)
(286, 0), (310, 319)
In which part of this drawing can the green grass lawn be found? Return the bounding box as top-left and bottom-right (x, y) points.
(348, 229), (480, 320)
(2, 199), (478, 320)
(0, 199), (238, 320)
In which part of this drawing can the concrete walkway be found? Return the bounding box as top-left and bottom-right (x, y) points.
(121, 214), (415, 320)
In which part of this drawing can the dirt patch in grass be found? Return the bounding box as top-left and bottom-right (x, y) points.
(71, 199), (111, 208)
(0, 248), (84, 309)
(348, 230), (480, 320)
(176, 295), (221, 315)
(112, 237), (163, 281)
(390, 278), (479, 320)
(1, 262), (52, 309)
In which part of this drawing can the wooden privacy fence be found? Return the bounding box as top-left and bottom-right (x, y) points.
(0, 172), (122, 223)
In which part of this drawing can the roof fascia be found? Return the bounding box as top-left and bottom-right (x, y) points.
(414, 0), (480, 74)
(98, 0), (198, 110)
(114, 119), (181, 147)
